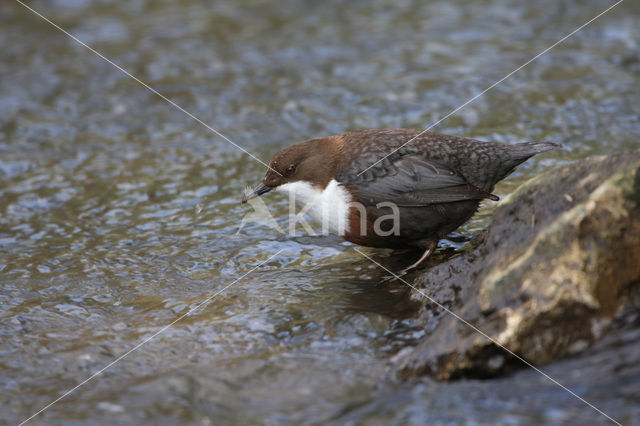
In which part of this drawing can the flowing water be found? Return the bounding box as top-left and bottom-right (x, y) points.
(1, 0), (639, 424)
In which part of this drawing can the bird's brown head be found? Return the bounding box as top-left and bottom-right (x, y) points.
(242, 137), (343, 203)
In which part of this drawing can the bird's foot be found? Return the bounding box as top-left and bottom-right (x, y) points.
(381, 269), (408, 282)
(380, 241), (438, 282)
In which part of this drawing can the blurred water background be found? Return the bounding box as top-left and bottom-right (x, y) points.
(1, 0), (639, 424)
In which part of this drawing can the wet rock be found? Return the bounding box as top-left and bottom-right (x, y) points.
(394, 151), (640, 380)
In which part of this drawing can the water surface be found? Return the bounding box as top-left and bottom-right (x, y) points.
(1, 0), (639, 424)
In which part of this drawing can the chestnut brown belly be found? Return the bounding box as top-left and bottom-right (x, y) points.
(343, 200), (481, 249)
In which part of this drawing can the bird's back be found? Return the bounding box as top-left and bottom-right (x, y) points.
(338, 129), (559, 192)
(335, 129), (559, 248)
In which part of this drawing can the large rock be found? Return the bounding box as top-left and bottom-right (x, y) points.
(393, 151), (640, 380)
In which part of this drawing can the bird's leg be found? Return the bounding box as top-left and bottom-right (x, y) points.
(397, 240), (438, 277)
(380, 240), (438, 282)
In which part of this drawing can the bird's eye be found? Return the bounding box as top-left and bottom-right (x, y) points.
(285, 165), (296, 176)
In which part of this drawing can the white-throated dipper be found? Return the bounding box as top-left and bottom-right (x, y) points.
(243, 129), (560, 274)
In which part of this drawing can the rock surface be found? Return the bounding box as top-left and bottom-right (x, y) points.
(393, 151), (640, 380)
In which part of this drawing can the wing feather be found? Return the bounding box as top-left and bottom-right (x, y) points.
(341, 156), (498, 206)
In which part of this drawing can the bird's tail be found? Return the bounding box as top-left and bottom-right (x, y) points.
(492, 141), (561, 184)
(509, 141), (562, 160)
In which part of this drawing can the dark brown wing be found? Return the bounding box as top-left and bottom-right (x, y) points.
(338, 155), (498, 206)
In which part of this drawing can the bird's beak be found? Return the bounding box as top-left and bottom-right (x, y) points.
(242, 182), (273, 203)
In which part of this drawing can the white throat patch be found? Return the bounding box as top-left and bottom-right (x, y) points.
(277, 179), (351, 236)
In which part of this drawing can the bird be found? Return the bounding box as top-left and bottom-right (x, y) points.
(242, 129), (560, 275)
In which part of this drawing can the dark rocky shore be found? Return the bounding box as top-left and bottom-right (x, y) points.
(392, 151), (640, 381)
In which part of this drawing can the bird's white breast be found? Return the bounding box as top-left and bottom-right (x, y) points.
(277, 179), (351, 235)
